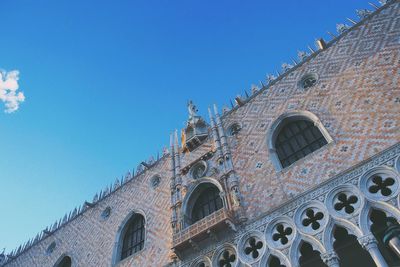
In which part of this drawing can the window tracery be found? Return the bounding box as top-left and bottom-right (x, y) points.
(120, 214), (145, 261)
(275, 119), (327, 168)
(191, 186), (223, 223)
(187, 147), (400, 267)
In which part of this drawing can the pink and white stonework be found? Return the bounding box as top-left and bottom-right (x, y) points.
(2, 1), (400, 267)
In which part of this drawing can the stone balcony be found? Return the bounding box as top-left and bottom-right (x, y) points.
(172, 208), (236, 252)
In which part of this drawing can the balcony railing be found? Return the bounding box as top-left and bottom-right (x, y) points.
(172, 208), (235, 250)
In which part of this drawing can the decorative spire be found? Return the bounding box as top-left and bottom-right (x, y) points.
(208, 107), (223, 160)
(174, 130), (180, 172)
(213, 104), (231, 160)
(0, 248), (6, 266)
(169, 132), (175, 175)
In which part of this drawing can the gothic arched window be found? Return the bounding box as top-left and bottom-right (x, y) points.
(120, 214), (145, 260)
(191, 185), (223, 223)
(274, 119), (327, 169)
(55, 256), (71, 267)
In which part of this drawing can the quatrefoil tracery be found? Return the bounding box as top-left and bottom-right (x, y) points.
(302, 209), (324, 230)
(219, 250), (236, 267)
(368, 175), (395, 196)
(334, 193), (358, 214)
(244, 237), (263, 259)
(272, 224), (293, 245)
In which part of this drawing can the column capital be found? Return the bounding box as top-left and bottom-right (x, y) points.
(358, 234), (379, 250)
(321, 251), (340, 266)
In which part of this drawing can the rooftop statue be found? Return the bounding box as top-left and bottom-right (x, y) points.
(187, 100), (198, 120)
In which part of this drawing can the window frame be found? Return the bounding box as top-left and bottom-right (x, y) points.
(112, 211), (147, 265)
(181, 179), (226, 228)
(53, 254), (73, 267)
(191, 185), (224, 223)
(267, 111), (333, 172)
(120, 214), (145, 260)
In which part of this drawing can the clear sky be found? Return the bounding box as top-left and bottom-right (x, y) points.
(1, 0), (371, 252)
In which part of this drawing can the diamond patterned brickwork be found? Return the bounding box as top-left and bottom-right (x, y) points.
(3, 2), (400, 267)
(223, 1), (400, 219)
(4, 158), (173, 267)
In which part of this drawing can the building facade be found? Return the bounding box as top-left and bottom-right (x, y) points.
(1, 0), (400, 266)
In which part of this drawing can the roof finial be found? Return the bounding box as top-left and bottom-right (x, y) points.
(336, 23), (349, 34)
(297, 50), (309, 61)
(356, 9), (372, 19)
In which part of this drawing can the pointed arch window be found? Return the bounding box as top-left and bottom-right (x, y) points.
(268, 112), (332, 171)
(120, 214), (145, 260)
(55, 256), (71, 267)
(192, 186), (223, 223)
(275, 119), (327, 168)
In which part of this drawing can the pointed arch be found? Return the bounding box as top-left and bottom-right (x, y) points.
(289, 234), (326, 267)
(323, 218), (363, 251)
(111, 209), (147, 265)
(359, 201), (400, 235)
(53, 254), (72, 267)
(260, 249), (292, 267)
(266, 111), (333, 172)
(181, 178), (226, 228)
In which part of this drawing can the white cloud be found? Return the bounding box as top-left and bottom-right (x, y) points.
(0, 70), (25, 113)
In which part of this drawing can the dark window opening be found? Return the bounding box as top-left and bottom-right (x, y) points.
(228, 123), (241, 136)
(57, 256), (71, 267)
(268, 255), (286, 267)
(191, 186), (223, 223)
(370, 209), (400, 265)
(299, 242), (327, 267)
(121, 214), (145, 260)
(333, 226), (376, 267)
(275, 119), (327, 168)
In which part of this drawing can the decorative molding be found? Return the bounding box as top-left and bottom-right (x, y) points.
(181, 142), (400, 266)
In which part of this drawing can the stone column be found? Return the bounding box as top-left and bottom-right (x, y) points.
(383, 220), (400, 258)
(321, 251), (340, 267)
(358, 235), (389, 267)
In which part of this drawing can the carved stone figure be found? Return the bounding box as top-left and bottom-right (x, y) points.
(188, 100), (198, 119)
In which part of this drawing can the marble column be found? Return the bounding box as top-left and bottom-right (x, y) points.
(358, 235), (389, 267)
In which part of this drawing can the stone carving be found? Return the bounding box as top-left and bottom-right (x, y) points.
(369, 175), (395, 196)
(272, 224), (293, 245)
(356, 9), (372, 19)
(218, 251), (236, 266)
(188, 100), (198, 120)
(281, 63), (293, 72)
(379, 0), (391, 5)
(321, 251), (340, 266)
(266, 74), (276, 84)
(302, 208), (324, 230)
(231, 186), (242, 207)
(334, 193), (358, 214)
(297, 51), (309, 61)
(336, 23), (349, 34)
(358, 235), (378, 250)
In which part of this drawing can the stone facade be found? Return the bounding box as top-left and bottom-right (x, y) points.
(2, 1), (400, 267)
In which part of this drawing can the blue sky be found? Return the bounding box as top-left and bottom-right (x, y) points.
(1, 0), (371, 252)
